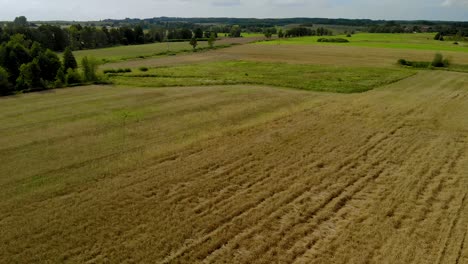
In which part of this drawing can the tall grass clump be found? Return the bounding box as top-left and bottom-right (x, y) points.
(431, 53), (450, 67)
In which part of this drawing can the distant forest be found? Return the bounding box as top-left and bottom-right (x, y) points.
(1, 16), (467, 95)
(1, 16), (468, 53)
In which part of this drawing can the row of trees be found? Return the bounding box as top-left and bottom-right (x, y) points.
(368, 21), (468, 35)
(433, 27), (468, 40)
(0, 17), (149, 51)
(284, 27), (333, 38)
(368, 22), (407, 33)
(0, 17), (235, 53)
(0, 34), (99, 95)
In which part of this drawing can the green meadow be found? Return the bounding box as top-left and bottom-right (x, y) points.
(107, 61), (415, 93)
(260, 33), (468, 52)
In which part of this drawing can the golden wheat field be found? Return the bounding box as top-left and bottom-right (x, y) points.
(1, 69), (467, 263)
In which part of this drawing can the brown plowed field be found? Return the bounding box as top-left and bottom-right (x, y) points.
(1, 71), (467, 263)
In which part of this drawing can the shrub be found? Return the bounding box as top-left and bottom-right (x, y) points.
(66, 68), (82, 84)
(54, 67), (66, 87)
(81, 56), (99, 82)
(432, 53), (444, 67)
(397, 59), (409, 66)
(397, 54), (449, 69)
(411, 61), (431, 68)
(317, 38), (349, 43)
(190, 37), (198, 50)
(442, 58), (451, 67)
(397, 59), (431, 68)
(208, 32), (216, 48)
(139, 67), (149, 72)
(103, 68), (132, 74)
(103, 69), (117, 74)
(346, 34), (352, 37)
(434, 32), (444, 41)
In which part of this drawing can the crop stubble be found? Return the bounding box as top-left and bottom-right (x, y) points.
(0, 71), (467, 263)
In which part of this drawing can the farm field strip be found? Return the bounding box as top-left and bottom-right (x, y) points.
(0, 71), (467, 263)
(259, 33), (468, 52)
(102, 42), (468, 71)
(0, 85), (320, 199)
(69, 36), (264, 64)
(108, 61), (416, 93)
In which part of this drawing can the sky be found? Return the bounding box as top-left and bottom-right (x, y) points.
(0, 0), (467, 21)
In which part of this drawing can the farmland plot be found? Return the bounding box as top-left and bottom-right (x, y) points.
(103, 42), (468, 70)
(0, 71), (467, 263)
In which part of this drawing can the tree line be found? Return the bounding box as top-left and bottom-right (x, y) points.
(100, 17), (468, 29)
(0, 17), (233, 53)
(0, 34), (100, 95)
(283, 27), (333, 38)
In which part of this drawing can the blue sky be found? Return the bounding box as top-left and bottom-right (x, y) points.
(0, 0), (467, 21)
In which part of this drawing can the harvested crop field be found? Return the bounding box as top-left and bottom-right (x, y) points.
(1, 71), (467, 263)
(103, 42), (468, 70)
(71, 37), (265, 64)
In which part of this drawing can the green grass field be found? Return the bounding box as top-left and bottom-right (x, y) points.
(260, 33), (468, 52)
(108, 61), (415, 93)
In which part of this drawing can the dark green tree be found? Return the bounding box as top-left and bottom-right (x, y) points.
(30, 42), (44, 57)
(180, 28), (193, 40)
(120, 27), (135, 44)
(38, 25), (69, 51)
(264, 30), (272, 39)
(434, 32), (444, 41)
(13, 16), (28, 27)
(0, 36), (32, 83)
(101, 26), (110, 43)
(16, 59), (43, 91)
(194, 28), (204, 39)
(37, 49), (61, 81)
(0, 66), (12, 94)
(278, 29), (284, 38)
(63, 47), (78, 70)
(134, 25), (145, 44)
(109, 28), (122, 45)
(229, 25), (242, 38)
